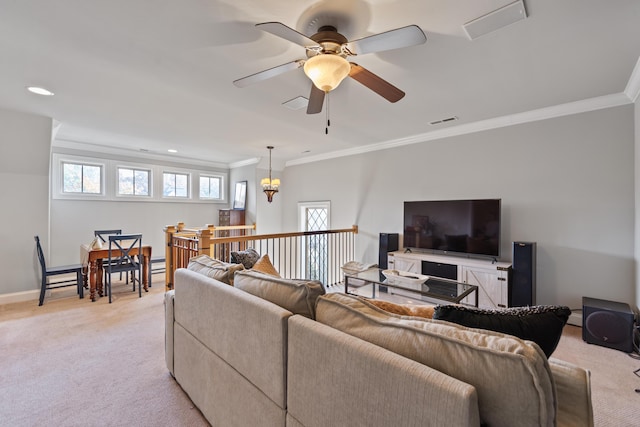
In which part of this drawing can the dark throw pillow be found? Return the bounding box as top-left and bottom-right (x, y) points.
(230, 247), (260, 269)
(433, 305), (572, 357)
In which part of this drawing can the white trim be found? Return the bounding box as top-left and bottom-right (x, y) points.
(229, 157), (261, 169)
(54, 138), (228, 169)
(624, 57), (640, 103)
(0, 289), (39, 305)
(298, 201), (331, 232)
(286, 92), (633, 167)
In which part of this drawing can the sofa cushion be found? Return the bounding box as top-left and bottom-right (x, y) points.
(251, 254), (280, 277)
(187, 254), (244, 285)
(316, 293), (557, 427)
(234, 270), (325, 319)
(433, 304), (571, 358)
(230, 247), (260, 269)
(363, 297), (434, 319)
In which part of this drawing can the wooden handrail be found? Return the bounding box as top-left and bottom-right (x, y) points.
(209, 226), (358, 244)
(163, 223), (358, 290)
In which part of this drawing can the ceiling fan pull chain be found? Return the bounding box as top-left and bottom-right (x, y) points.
(325, 92), (330, 135)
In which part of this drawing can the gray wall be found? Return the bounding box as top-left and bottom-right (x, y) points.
(281, 105), (636, 310)
(0, 108), (52, 295)
(636, 94), (640, 309)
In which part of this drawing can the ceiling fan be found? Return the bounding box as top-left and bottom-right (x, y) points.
(233, 22), (427, 114)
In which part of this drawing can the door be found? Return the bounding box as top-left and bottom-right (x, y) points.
(299, 202), (330, 282)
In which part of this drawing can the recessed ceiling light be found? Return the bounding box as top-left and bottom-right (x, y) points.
(168, 149), (178, 153)
(26, 86), (54, 96)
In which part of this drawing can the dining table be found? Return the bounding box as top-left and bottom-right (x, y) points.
(80, 242), (152, 301)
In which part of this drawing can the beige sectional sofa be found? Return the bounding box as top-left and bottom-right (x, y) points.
(165, 267), (593, 427)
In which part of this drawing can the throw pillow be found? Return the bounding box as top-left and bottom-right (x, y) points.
(234, 270), (325, 319)
(251, 254), (280, 277)
(432, 304), (572, 358)
(230, 247), (260, 269)
(363, 298), (434, 319)
(187, 254), (245, 286)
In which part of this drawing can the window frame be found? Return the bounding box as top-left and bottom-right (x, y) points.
(116, 165), (153, 199)
(52, 152), (228, 204)
(53, 155), (106, 200)
(199, 174), (224, 201)
(162, 170), (191, 199)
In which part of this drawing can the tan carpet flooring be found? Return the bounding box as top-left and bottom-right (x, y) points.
(0, 278), (209, 427)
(1, 278), (639, 426)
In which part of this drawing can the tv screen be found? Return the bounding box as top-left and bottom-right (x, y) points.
(403, 199), (501, 258)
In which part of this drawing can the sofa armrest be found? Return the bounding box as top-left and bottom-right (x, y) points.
(164, 290), (175, 376)
(549, 358), (593, 427)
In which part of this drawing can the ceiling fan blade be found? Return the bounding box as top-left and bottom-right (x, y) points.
(345, 25), (426, 55)
(349, 63), (405, 103)
(256, 22), (321, 48)
(233, 60), (304, 88)
(307, 84), (325, 114)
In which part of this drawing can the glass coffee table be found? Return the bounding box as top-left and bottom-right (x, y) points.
(344, 268), (478, 307)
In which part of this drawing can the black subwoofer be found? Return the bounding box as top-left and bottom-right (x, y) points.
(582, 296), (635, 353)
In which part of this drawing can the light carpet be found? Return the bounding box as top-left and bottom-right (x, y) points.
(0, 279), (209, 427)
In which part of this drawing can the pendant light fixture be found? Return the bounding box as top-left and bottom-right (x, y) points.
(261, 146), (280, 203)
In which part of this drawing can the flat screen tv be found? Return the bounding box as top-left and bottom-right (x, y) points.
(403, 199), (501, 258)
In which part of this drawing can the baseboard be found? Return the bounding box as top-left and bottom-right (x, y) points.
(0, 289), (39, 305)
(568, 310), (583, 327)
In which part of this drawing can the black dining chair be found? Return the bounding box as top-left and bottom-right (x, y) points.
(94, 229), (125, 282)
(94, 229), (122, 243)
(106, 234), (143, 303)
(34, 236), (84, 306)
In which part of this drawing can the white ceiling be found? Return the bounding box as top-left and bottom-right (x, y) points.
(1, 0), (639, 166)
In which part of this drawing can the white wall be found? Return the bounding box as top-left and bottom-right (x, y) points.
(0, 108), (52, 295)
(281, 105), (636, 310)
(49, 148), (230, 266)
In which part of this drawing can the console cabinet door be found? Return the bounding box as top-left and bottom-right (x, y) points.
(388, 255), (420, 274)
(461, 266), (507, 309)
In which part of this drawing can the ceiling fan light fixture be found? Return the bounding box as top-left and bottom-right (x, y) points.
(303, 54), (350, 92)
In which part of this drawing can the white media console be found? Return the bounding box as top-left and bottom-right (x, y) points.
(387, 251), (512, 309)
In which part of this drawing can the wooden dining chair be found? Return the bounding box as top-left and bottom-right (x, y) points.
(106, 234), (143, 303)
(34, 236), (84, 306)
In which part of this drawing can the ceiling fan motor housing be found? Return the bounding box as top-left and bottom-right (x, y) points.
(307, 26), (348, 58)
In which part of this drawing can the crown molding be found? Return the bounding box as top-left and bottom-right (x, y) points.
(53, 138), (228, 169)
(286, 92), (633, 167)
(229, 157), (260, 169)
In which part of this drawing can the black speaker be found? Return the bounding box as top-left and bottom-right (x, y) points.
(378, 233), (399, 269)
(582, 297), (635, 353)
(510, 242), (536, 307)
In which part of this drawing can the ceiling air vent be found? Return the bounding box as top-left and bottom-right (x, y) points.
(282, 96), (309, 110)
(429, 116), (458, 126)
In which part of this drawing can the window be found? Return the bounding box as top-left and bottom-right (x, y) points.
(62, 162), (102, 194)
(200, 175), (222, 200)
(118, 167), (150, 196)
(53, 152), (226, 203)
(163, 172), (189, 198)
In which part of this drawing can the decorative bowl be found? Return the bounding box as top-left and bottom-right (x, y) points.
(381, 269), (429, 286)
